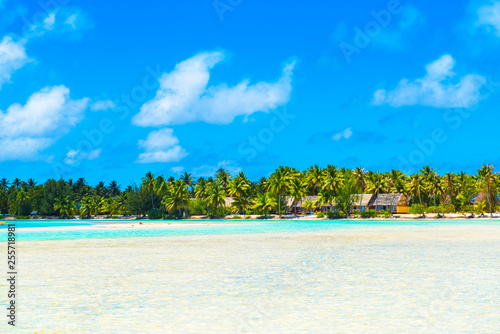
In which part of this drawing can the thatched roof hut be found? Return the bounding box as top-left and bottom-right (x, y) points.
(351, 194), (374, 207)
(473, 192), (500, 205)
(372, 193), (408, 207)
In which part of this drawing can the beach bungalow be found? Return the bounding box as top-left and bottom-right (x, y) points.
(351, 194), (374, 212)
(371, 193), (410, 214)
(473, 192), (500, 206)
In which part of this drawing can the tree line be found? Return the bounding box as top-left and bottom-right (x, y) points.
(2, 164), (499, 219)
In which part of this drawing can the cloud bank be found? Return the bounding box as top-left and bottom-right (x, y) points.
(132, 51), (295, 126)
(0, 85), (89, 161)
(372, 54), (486, 108)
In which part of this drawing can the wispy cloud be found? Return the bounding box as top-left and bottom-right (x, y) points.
(476, 1), (500, 36)
(170, 166), (185, 175)
(25, 8), (91, 39)
(64, 148), (101, 165)
(91, 100), (115, 111)
(136, 128), (188, 164)
(372, 54), (486, 108)
(0, 36), (29, 89)
(132, 51), (296, 126)
(0, 85), (89, 161)
(332, 128), (353, 141)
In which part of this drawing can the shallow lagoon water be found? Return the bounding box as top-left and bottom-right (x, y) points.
(6, 218), (500, 241)
(1, 220), (499, 333)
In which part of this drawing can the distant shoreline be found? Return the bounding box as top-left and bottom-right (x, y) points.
(3, 213), (500, 222)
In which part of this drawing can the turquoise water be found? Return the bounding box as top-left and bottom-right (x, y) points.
(0, 220), (93, 229)
(4, 219), (500, 241)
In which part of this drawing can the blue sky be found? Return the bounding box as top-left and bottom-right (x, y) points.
(1, 0), (500, 185)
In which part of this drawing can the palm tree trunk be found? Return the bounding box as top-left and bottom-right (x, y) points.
(278, 192), (281, 217)
(419, 194), (425, 218)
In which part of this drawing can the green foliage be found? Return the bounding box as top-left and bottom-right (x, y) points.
(410, 204), (425, 215)
(147, 209), (163, 220)
(15, 215), (31, 220)
(232, 215), (242, 219)
(360, 209), (377, 218)
(335, 179), (358, 215)
(126, 186), (159, 216)
(316, 212), (325, 218)
(188, 199), (208, 215)
(326, 211), (341, 219)
(379, 209), (391, 218)
(40, 179), (71, 216)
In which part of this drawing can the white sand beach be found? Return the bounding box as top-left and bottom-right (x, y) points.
(6, 223), (500, 333)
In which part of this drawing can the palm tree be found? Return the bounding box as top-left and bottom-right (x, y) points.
(215, 168), (231, 190)
(322, 165), (342, 196)
(162, 180), (189, 217)
(79, 196), (93, 218)
(181, 172), (194, 193)
(316, 189), (335, 212)
(289, 176), (306, 214)
(476, 164), (497, 218)
(302, 198), (315, 214)
(252, 193), (276, 217)
(0, 178), (10, 191)
(408, 174), (426, 217)
(108, 181), (121, 197)
(353, 166), (366, 210)
(27, 178), (37, 189)
(366, 171), (383, 196)
(457, 173), (476, 217)
(54, 196), (77, 219)
(228, 175), (251, 214)
(268, 166), (293, 217)
(115, 193), (128, 215)
(141, 172), (156, 209)
(12, 178), (21, 189)
(306, 165), (323, 195)
(475, 199), (487, 217)
(207, 182), (226, 217)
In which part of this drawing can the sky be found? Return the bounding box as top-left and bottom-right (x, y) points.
(1, 0), (500, 185)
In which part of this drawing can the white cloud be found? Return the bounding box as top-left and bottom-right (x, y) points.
(191, 160), (242, 177)
(477, 1), (500, 36)
(170, 166), (185, 174)
(43, 13), (56, 31)
(91, 100), (115, 111)
(332, 128), (353, 141)
(26, 9), (90, 39)
(65, 14), (78, 29)
(132, 51), (295, 126)
(0, 137), (54, 161)
(0, 85), (89, 161)
(0, 36), (29, 89)
(64, 148), (101, 165)
(372, 54), (486, 108)
(0, 85), (88, 137)
(136, 129), (188, 164)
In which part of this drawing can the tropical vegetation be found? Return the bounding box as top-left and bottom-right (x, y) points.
(1, 165), (500, 219)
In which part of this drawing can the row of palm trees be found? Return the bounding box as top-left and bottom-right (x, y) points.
(2, 164), (499, 218)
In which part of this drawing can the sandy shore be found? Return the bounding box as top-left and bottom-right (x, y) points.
(5, 223), (499, 333)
